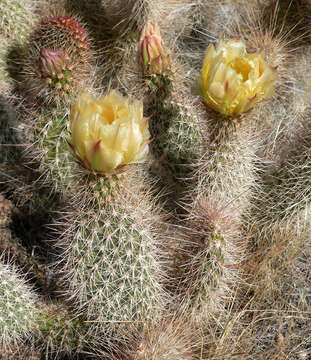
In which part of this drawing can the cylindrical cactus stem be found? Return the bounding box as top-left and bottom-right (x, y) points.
(170, 129), (257, 319)
(138, 23), (206, 196)
(21, 90), (168, 338)
(251, 108), (311, 233)
(22, 12), (92, 104)
(195, 112), (260, 220)
(56, 166), (167, 337)
(245, 42), (310, 236)
(0, 259), (97, 357)
(148, 89), (206, 189)
(171, 36), (279, 316)
(118, 315), (201, 360)
(101, 0), (151, 38)
(35, 301), (93, 358)
(181, 197), (244, 316)
(0, 0), (33, 43)
(0, 259), (39, 348)
(241, 108), (311, 317)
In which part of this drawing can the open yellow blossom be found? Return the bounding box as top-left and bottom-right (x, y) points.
(201, 39), (277, 115)
(70, 91), (150, 174)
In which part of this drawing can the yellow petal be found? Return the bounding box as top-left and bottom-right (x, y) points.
(70, 91), (150, 173)
(200, 39), (277, 115)
(202, 44), (216, 97)
(85, 140), (123, 173)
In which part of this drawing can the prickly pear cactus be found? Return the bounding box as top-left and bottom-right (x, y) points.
(0, 0), (311, 359)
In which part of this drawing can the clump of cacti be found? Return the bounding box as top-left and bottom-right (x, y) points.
(0, 0), (311, 359)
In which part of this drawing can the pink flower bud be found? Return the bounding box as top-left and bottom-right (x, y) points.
(138, 23), (170, 76)
(38, 48), (69, 76)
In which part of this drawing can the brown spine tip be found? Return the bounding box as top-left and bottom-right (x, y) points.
(224, 80), (229, 93)
(93, 139), (102, 153)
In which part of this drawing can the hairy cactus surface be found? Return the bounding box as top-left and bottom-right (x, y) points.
(0, 260), (38, 347)
(22, 12), (91, 104)
(0, 36), (12, 94)
(0, 0), (311, 359)
(0, 260), (98, 357)
(0, 0), (33, 43)
(57, 171), (167, 337)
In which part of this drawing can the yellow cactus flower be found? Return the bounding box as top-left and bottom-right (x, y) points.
(70, 91), (150, 174)
(200, 39), (277, 115)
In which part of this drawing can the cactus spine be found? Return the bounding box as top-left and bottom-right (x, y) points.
(0, 260), (38, 347)
(0, 260), (95, 357)
(56, 169), (167, 336)
(0, 0), (33, 43)
(23, 13), (91, 104)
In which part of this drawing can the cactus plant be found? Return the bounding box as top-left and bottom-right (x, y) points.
(0, 0), (311, 358)
(16, 84), (168, 341)
(22, 12), (92, 104)
(0, 260), (38, 347)
(0, 259), (98, 357)
(51, 91), (167, 336)
(171, 25), (285, 319)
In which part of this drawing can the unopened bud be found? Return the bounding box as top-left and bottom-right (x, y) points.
(138, 23), (170, 76)
(38, 48), (69, 76)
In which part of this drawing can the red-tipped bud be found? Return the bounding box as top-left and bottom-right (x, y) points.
(138, 23), (170, 76)
(41, 16), (88, 43)
(35, 15), (90, 63)
(38, 48), (69, 76)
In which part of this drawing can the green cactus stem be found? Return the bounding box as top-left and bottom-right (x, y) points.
(0, 0), (33, 43)
(0, 260), (39, 346)
(55, 167), (167, 337)
(0, 259), (98, 357)
(19, 91), (168, 338)
(23, 13), (91, 104)
(149, 94), (205, 193)
(138, 24), (205, 198)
